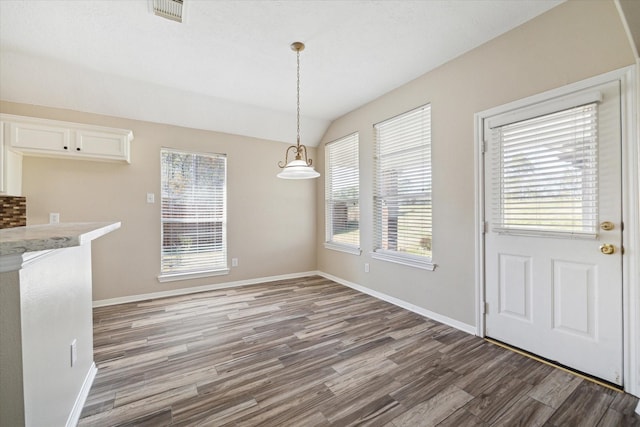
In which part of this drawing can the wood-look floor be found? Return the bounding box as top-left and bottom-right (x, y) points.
(79, 276), (640, 426)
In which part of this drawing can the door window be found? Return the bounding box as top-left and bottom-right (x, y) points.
(490, 103), (599, 237)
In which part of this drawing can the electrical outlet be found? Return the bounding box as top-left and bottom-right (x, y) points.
(70, 339), (77, 367)
(232, 258), (238, 267)
(364, 263), (370, 273)
(49, 213), (60, 224)
(146, 193), (155, 203)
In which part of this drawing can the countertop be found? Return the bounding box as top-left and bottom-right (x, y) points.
(0, 222), (121, 256)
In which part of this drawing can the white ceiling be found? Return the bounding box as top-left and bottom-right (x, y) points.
(0, 0), (563, 146)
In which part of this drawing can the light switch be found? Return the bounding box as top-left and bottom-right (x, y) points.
(146, 193), (155, 204)
(70, 339), (77, 367)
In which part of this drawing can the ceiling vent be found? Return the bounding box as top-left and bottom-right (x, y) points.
(153, 0), (184, 23)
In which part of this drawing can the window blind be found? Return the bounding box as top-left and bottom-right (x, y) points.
(491, 103), (598, 236)
(325, 133), (359, 249)
(374, 104), (432, 263)
(160, 149), (227, 275)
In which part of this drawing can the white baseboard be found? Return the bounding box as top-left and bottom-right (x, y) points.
(318, 271), (477, 335)
(93, 271), (320, 307)
(66, 362), (97, 427)
(94, 270), (476, 336)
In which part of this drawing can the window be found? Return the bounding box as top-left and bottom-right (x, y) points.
(490, 102), (598, 237)
(159, 148), (227, 281)
(373, 104), (433, 270)
(325, 133), (360, 254)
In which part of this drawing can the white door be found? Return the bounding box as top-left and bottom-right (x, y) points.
(484, 80), (623, 385)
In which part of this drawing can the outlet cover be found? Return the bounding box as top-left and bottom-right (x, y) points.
(232, 258), (238, 267)
(49, 213), (60, 224)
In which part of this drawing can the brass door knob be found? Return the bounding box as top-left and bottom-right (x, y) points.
(600, 221), (614, 231)
(600, 243), (615, 255)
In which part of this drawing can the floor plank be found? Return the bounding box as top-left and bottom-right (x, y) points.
(79, 276), (640, 426)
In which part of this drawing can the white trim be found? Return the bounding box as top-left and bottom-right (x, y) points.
(157, 268), (230, 283)
(370, 250), (436, 271)
(66, 362), (97, 427)
(621, 64), (640, 398)
(632, 58), (640, 400)
(474, 65), (639, 396)
(94, 271), (319, 307)
(324, 242), (362, 255)
(474, 113), (486, 337)
(319, 271), (476, 335)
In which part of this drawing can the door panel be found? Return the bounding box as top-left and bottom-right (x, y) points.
(552, 260), (596, 338)
(484, 80), (623, 385)
(498, 254), (532, 321)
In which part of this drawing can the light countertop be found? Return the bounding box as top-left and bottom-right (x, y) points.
(0, 222), (121, 256)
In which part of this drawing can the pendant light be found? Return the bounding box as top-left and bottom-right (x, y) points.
(277, 42), (320, 179)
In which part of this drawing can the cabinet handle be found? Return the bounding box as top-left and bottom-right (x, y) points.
(63, 146), (68, 150)
(76, 147), (81, 151)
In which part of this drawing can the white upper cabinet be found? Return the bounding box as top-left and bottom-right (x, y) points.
(1, 114), (133, 163)
(0, 121), (23, 196)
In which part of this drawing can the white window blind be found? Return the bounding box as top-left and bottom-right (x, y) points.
(374, 104), (432, 268)
(325, 133), (359, 251)
(491, 103), (598, 236)
(160, 148), (227, 276)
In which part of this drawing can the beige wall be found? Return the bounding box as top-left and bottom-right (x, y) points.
(0, 1), (635, 324)
(316, 0), (636, 326)
(0, 101), (317, 301)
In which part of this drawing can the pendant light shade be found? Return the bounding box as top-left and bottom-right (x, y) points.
(277, 42), (320, 179)
(277, 159), (321, 179)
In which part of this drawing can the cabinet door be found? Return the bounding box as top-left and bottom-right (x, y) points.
(0, 121), (5, 193)
(76, 130), (130, 162)
(10, 122), (72, 152)
(1, 122), (24, 196)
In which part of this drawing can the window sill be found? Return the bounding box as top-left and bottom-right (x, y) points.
(371, 251), (436, 271)
(324, 242), (362, 255)
(157, 268), (230, 283)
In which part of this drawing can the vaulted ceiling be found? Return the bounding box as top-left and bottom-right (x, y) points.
(0, 0), (564, 146)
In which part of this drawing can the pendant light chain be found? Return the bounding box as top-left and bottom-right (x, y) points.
(296, 47), (301, 146)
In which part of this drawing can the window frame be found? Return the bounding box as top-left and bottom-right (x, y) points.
(372, 104), (435, 271)
(158, 147), (228, 282)
(324, 132), (361, 255)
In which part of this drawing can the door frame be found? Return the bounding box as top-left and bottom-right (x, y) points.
(473, 66), (639, 396)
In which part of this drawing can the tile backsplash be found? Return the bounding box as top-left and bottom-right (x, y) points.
(0, 196), (27, 229)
